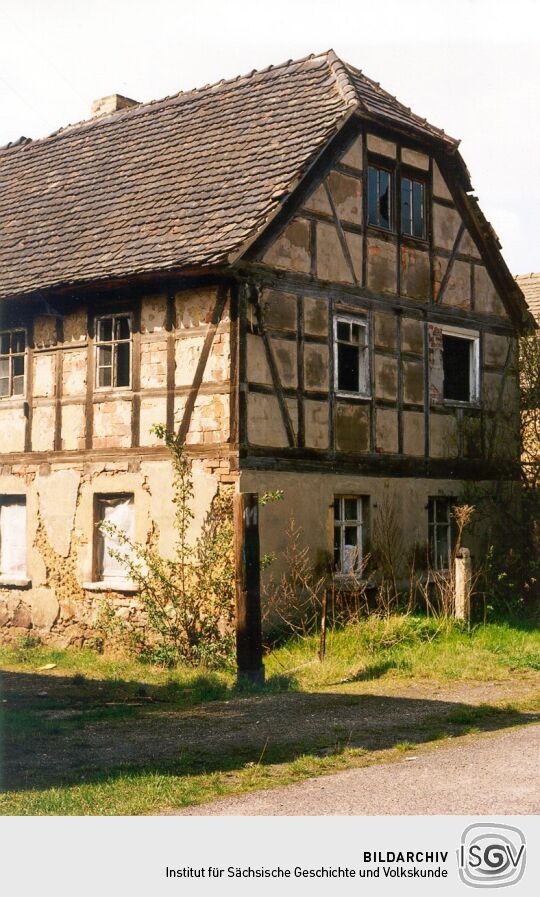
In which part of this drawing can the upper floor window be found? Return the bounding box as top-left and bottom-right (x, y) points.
(334, 316), (370, 396)
(401, 176), (426, 239)
(95, 314), (132, 389)
(428, 497), (455, 570)
(0, 496), (27, 581)
(334, 495), (366, 574)
(442, 328), (479, 404)
(0, 330), (26, 398)
(368, 165), (392, 230)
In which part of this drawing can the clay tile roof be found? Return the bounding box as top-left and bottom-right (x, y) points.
(0, 50), (457, 301)
(516, 273), (540, 323)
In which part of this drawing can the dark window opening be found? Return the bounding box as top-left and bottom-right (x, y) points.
(368, 165), (392, 230)
(0, 330), (26, 398)
(401, 177), (425, 238)
(95, 314), (132, 389)
(442, 335), (473, 402)
(428, 497), (456, 570)
(335, 318), (368, 394)
(334, 495), (365, 573)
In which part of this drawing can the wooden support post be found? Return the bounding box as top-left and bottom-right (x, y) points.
(319, 589), (328, 662)
(234, 492), (264, 684)
(455, 548), (472, 623)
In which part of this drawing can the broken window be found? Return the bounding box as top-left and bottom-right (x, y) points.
(428, 497), (456, 570)
(368, 165), (392, 229)
(334, 316), (370, 395)
(96, 495), (135, 583)
(442, 332), (479, 403)
(334, 496), (365, 573)
(0, 497), (27, 579)
(401, 176), (425, 238)
(95, 314), (132, 388)
(0, 330), (26, 398)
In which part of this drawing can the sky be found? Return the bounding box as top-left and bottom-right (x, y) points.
(0, 0), (539, 274)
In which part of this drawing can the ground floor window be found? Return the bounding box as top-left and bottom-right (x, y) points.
(428, 496), (456, 570)
(95, 494), (135, 583)
(334, 495), (365, 573)
(0, 496), (27, 579)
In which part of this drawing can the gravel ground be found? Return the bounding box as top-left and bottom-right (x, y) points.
(174, 724), (540, 816)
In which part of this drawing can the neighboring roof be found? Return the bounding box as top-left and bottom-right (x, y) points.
(0, 49), (458, 302)
(516, 273), (540, 323)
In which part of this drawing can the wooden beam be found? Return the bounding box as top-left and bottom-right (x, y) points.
(253, 287), (296, 448)
(234, 492), (264, 684)
(435, 222), (466, 305)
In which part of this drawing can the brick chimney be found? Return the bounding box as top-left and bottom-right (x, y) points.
(91, 94), (138, 118)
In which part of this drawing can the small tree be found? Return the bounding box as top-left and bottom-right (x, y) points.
(99, 426), (235, 667)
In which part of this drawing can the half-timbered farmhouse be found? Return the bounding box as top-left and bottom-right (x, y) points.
(0, 51), (531, 644)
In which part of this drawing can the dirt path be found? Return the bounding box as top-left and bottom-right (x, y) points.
(2, 669), (539, 792)
(171, 724), (540, 815)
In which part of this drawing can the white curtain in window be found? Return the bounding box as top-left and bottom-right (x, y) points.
(0, 499), (27, 577)
(99, 497), (135, 581)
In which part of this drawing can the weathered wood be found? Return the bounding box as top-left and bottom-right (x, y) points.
(253, 288), (296, 448)
(234, 492), (264, 684)
(165, 293), (176, 433)
(323, 180), (359, 285)
(319, 589), (328, 662)
(435, 222), (466, 305)
(131, 298), (142, 447)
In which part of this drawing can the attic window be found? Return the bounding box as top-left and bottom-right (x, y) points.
(368, 165), (392, 230)
(0, 330), (26, 398)
(95, 314), (132, 389)
(442, 330), (479, 403)
(401, 176), (425, 238)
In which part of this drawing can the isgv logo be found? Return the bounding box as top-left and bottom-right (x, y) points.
(458, 823), (526, 888)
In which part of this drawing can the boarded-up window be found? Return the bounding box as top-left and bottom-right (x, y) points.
(96, 495), (135, 582)
(0, 497), (27, 578)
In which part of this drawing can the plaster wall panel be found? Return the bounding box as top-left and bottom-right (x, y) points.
(484, 333), (511, 368)
(346, 231), (363, 282)
(303, 297), (328, 337)
(432, 162), (453, 201)
(61, 404), (86, 451)
(367, 237), (397, 294)
(139, 398), (167, 446)
(263, 218), (311, 274)
(62, 349), (87, 396)
(475, 266), (507, 317)
(340, 135), (363, 170)
(175, 287), (222, 329)
(93, 400), (132, 449)
(373, 312), (397, 351)
(247, 393), (288, 447)
(0, 407), (25, 453)
(366, 134), (396, 157)
(335, 403), (370, 453)
(304, 343), (329, 392)
(63, 309), (87, 343)
(403, 411), (425, 456)
(246, 333), (272, 386)
(175, 335), (204, 387)
(33, 316), (57, 348)
(401, 318), (423, 355)
(302, 182), (332, 215)
(140, 339), (168, 389)
(430, 412), (459, 458)
(400, 246), (430, 300)
(304, 400), (329, 449)
(31, 406), (55, 452)
(327, 170), (362, 223)
(36, 469), (81, 557)
(402, 359), (424, 405)
(433, 204), (462, 251)
(33, 353), (56, 398)
(260, 290), (297, 332)
(270, 338), (297, 389)
(438, 258), (471, 309)
(376, 408), (398, 453)
(141, 295), (167, 332)
(401, 147), (429, 170)
(375, 355), (398, 401)
(316, 221), (353, 284)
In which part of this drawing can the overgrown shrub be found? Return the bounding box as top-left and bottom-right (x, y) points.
(98, 427), (235, 667)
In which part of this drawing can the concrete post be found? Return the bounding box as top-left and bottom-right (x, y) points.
(455, 547), (472, 622)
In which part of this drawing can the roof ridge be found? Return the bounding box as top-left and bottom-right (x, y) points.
(325, 50), (360, 110)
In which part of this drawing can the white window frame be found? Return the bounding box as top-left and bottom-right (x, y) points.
(441, 324), (480, 406)
(0, 329), (26, 400)
(94, 493), (136, 588)
(333, 315), (371, 398)
(334, 495), (365, 574)
(94, 313), (133, 391)
(0, 496), (28, 584)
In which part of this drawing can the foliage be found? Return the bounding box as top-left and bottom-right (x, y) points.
(98, 426), (235, 668)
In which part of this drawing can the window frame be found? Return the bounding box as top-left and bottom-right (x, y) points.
(0, 495), (28, 584)
(333, 314), (371, 398)
(367, 162), (394, 231)
(94, 313), (133, 391)
(400, 173), (427, 240)
(441, 324), (480, 406)
(0, 329), (27, 400)
(333, 495), (366, 575)
(93, 492), (136, 586)
(428, 496), (456, 571)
